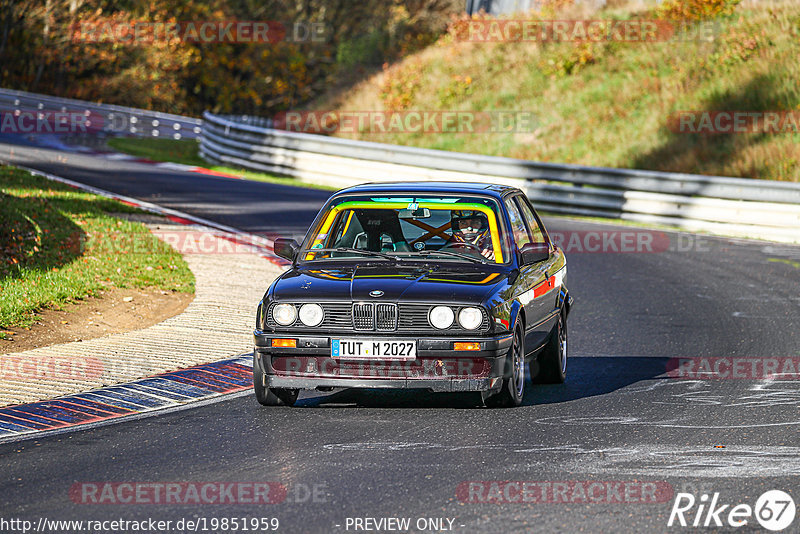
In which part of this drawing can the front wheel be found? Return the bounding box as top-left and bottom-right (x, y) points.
(532, 312), (567, 384)
(253, 356), (299, 406)
(485, 325), (525, 408)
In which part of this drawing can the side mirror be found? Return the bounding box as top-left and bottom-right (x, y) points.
(273, 238), (300, 261)
(520, 242), (550, 265)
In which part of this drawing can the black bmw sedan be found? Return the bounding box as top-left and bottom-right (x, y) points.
(254, 181), (571, 407)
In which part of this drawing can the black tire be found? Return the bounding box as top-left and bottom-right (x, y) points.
(532, 311), (567, 384)
(253, 355), (299, 406)
(485, 325), (525, 408)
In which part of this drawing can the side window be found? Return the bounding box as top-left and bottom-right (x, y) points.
(504, 197), (531, 249)
(515, 196), (547, 245)
(332, 210), (365, 248)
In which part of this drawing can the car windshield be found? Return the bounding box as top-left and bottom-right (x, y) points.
(301, 194), (511, 264)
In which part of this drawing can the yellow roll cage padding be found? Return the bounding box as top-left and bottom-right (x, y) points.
(306, 201), (504, 263)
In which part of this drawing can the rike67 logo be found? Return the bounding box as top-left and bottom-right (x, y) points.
(668, 490), (796, 531)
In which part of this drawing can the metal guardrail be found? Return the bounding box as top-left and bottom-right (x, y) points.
(0, 87), (203, 140)
(3, 87), (797, 243)
(201, 111), (800, 244)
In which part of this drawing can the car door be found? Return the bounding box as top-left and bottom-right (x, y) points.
(515, 195), (561, 347)
(504, 195), (550, 351)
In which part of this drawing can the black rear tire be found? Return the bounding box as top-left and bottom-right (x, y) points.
(532, 312), (567, 384)
(485, 326), (525, 408)
(253, 355), (299, 406)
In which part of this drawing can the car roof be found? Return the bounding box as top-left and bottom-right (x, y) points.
(333, 181), (520, 200)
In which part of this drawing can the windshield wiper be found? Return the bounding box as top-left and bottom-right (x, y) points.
(401, 250), (487, 264)
(304, 248), (402, 262)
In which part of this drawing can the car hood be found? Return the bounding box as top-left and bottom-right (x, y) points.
(271, 264), (510, 304)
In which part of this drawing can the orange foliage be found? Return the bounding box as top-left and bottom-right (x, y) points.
(0, 0), (456, 116)
(657, 0), (741, 21)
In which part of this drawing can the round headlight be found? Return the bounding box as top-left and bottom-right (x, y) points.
(272, 303), (297, 326)
(429, 306), (455, 329)
(458, 307), (483, 330)
(299, 303), (324, 327)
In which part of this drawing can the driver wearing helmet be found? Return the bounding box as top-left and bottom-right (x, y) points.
(448, 210), (494, 260)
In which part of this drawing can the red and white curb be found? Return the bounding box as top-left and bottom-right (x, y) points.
(0, 165), (293, 440)
(99, 152), (246, 180)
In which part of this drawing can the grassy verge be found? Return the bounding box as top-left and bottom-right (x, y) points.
(315, 0), (800, 182)
(107, 137), (207, 167)
(0, 166), (194, 330)
(106, 137), (336, 191)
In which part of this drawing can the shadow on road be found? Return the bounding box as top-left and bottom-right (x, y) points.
(293, 356), (670, 409)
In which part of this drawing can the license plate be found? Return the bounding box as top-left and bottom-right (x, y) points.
(331, 339), (416, 360)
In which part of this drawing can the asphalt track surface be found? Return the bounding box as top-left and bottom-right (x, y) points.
(1, 136), (800, 533)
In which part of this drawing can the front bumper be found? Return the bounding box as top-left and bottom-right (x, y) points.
(266, 375), (503, 392)
(253, 331), (513, 392)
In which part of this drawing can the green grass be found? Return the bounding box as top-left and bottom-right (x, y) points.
(108, 0), (800, 184)
(767, 258), (800, 269)
(106, 137), (336, 191)
(108, 137), (207, 167)
(0, 166), (194, 329)
(318, 0), (800, 181)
